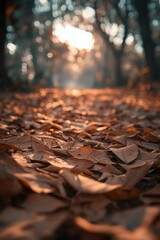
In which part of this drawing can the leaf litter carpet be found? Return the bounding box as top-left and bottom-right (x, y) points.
(0, 88), (160, 240)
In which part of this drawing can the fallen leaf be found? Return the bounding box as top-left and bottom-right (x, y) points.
(12, 152), (31, 170)
(60, 169), (121, 194)
(0, 135), (32, 149)
(31, 137), (50, 152)
(110, 134), (127, 146)
(110, 206), (160, 230)
(141, 185), (160, 204)
(69, 145), (111, 164)
(106, 161), (152, 187)
(144, 132), (160, 143)
(0, 165), (22, 202)
(0, 153), (25, 174)
(107, 186), (140, 200)
(21, 193), (68, 213)
(14, 172), (55, 194)
(75, 216), (130, 236)
(0, 207), (68, 240)
(48, 156), (93, 171)
(110, 144), (139, 163)
(0, 142), (18, 151)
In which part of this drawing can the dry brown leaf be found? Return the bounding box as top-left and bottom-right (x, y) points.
(0, 142), (18, 151)
(22, 120), (41, 130)
(69, 145), (111, 164)
(106, 161), (152, 187)
(138, 149), (158, 161)
(12, 152), (30, 169)
(143, 185), (160, 197)
(72, 193), (111, 221)
(141, 196), (160, 205)
(48, 156), (93, 171)
(0, 135), (50, 152)
(0, 206), (36, 223)
(27, 151), (55, 163)
(144, 132), (160, 143)
(135, 140), (160, 151)
(14, 172), (55, 194)
(0, 165), (22, 201)
(107, 186), (140, 200)
(110, 144), (139, 163)
(60, 169), (121, 194)
(52, 148), (70, 157)
(76, 220), (158, 240)
(141, 185), (160, 204)
(0, 207), (68, 240)
(57, 139), (83, 150)
(40, 122), (63, 131)
(32, 210), (69, 239)
(110, 206), (160, 230)
(0, 123), (10, 136)
(21, 193), (68, 213)
(38, 135), (58, 149)
(0, 135), (32, 149)
(31, 137), (50, 152)
(72, 193), (111, 205)
(110, 134), (127, 146)
(75, 216), (130, 236)
(0, 207), (38, 240)
(72, 204), (107, 222)
(0, 153), (25, 174)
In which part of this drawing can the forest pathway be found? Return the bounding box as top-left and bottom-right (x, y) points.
(0, 88), (160, 240)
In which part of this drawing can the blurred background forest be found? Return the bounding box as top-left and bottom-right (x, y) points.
(0, 0), (160, 90)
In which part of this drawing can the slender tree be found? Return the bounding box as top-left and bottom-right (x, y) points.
(0, 1), (7, 88)
(133, 0), (159, 80)
(94, 0), (129, 86)
(26, 0), (40, 86)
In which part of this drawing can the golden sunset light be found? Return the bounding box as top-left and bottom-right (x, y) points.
(54, 23), (94, 50)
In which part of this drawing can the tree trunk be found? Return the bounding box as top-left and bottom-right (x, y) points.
(94, 0), (129, 87)
(26, 1), (39, 85)
(0, 1), (7, 89)
(134, 0), (159, 80)
(115, 54), (124, 86)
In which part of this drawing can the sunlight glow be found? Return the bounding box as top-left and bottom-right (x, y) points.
(126, 35), (134, 45)
(135, 44), (143, 54)
(47, 52), (53, 58)
(71, 89), (81, 96)
(39, 0), (47, 4)
(7, 43), (17, 55)
(109, 23), (119, 37)
(82, 7), (95, 19)
(54, 23), (94, 50)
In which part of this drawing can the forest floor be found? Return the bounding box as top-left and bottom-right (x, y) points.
(0, 87), (160, 240)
